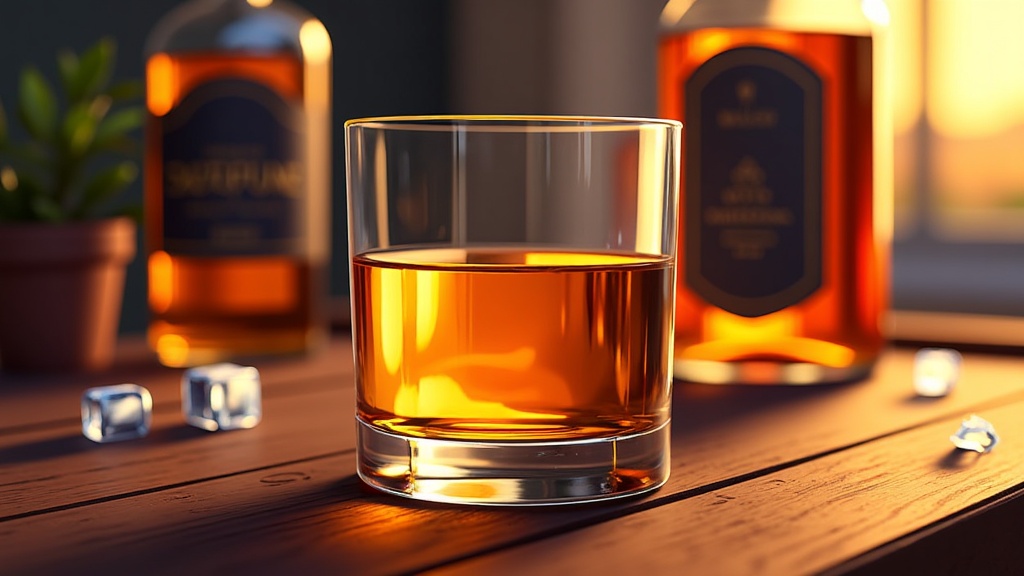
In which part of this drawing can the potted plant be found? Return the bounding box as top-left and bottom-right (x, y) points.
(0, 38), (143, 374)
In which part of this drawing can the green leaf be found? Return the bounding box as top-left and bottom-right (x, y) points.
(106, 79), (143, 101)
(73, 161), (137, 218)
(63, 96), (118, 159)
(30, 194), (64, 222)
(57, 50), (80, 97)
(67, 38), (115, 103)
(113, 202), (143, 223)
(17, 67), (58, 141)
(93, 107), (143, 150)
(5, 141), (48, 166)
(89, 94), (113, 118)
(1, 38), (141, 222)
(62, 102), (101, 157)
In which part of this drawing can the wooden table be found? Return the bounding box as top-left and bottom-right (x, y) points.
(3, 328), (1024, 575)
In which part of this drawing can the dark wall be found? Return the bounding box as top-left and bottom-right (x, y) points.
(0, 0), (449, 333)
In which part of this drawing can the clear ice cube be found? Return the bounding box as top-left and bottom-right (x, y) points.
(914, 347), (962, 397)
(81, 384), (153, 443)
(182, 363), (262, 431)
(950, 414), (999, 453)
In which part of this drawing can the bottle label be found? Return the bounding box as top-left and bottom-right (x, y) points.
(684, 47), (823, 318)
(160, 79), (305, 256)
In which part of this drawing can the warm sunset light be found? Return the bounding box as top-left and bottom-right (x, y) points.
(148, 251), (174, 313)
(415, 271), (439, 352)
(659, 0), (696, 27)
(888, 0), (921, 135)
(155, 333), (191, 367)
(522, 251), (641, 266)
(0, 166), (18, 191)
(146, 53), (175, 116)
(394, 372), (565, 420)
(373, 136), (390, 247)
(861, 0), (891, 26)
(927, 0), (1024, 138)
(636, 127), (668, 255)
(888, 0), (1024, 238)
(299, 19), (332, 65)
(697, 309), (856, 368)
(706, 308), (798, 342)
(378, 267), (404, 375)
(684, 337), (856, 368)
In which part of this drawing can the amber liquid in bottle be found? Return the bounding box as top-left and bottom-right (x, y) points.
(351, 247), (674, 443)
(145, 52), (326, 367)
(659, 30), (885, 384)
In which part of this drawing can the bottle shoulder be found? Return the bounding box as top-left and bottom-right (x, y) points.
(660, 0), (885, 36)
(145, 0), (316, 57)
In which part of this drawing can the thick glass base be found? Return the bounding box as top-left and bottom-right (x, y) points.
(356, 418), (671, 506)
(673, 358), (876, 385)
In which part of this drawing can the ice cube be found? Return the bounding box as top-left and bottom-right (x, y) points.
(914, 347), (962, 397)
(81, 384), (153, 443)
(950, 414), (999, 453)
(182, 363), (262, 431)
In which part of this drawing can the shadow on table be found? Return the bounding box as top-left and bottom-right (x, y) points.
(671, 376), (868, 439)
(937, 447), (987, 470)
(93, 471), (657, 576)
(0, 424), (209, 464)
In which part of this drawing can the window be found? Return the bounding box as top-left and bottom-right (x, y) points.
(891, 0), (1024, 319)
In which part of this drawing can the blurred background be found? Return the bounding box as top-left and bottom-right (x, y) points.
(2, 0), (1022, 333)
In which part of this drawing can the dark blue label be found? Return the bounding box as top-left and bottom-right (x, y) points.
(685, 47), (822, 317)
(161, 79), (305, 256)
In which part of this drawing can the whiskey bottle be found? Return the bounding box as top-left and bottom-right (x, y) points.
(659, 0), (892, 384)
(145, 0), (332, 367)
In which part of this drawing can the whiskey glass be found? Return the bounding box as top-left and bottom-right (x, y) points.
(345, 115), (681, 505)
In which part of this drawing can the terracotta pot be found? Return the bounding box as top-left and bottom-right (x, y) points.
(0, 217), (136, 373)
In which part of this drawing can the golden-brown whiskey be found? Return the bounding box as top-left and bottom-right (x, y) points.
(659, 6), (889, 384)
(145, 1), (331, 367)
(345, 114), (680, 504)
(351, 247), (674, 442)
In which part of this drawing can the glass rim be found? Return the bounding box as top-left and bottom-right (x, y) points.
(344, 114), (682, 133)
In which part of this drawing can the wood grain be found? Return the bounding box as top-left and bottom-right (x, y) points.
(4, 336), (1024, 575)
(0, 338), (355, 518)
(831, 488), (1024, 575)
(428, 402), (1024, 576)
(5, 398), (1023, 575)
(4, 341), (1023, 518)
(0, 337), (351, 433)
(0, 383), (354, 519)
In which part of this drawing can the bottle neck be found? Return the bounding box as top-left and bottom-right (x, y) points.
(146, 0), (308, 57)
(661, 0), (885, 36)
